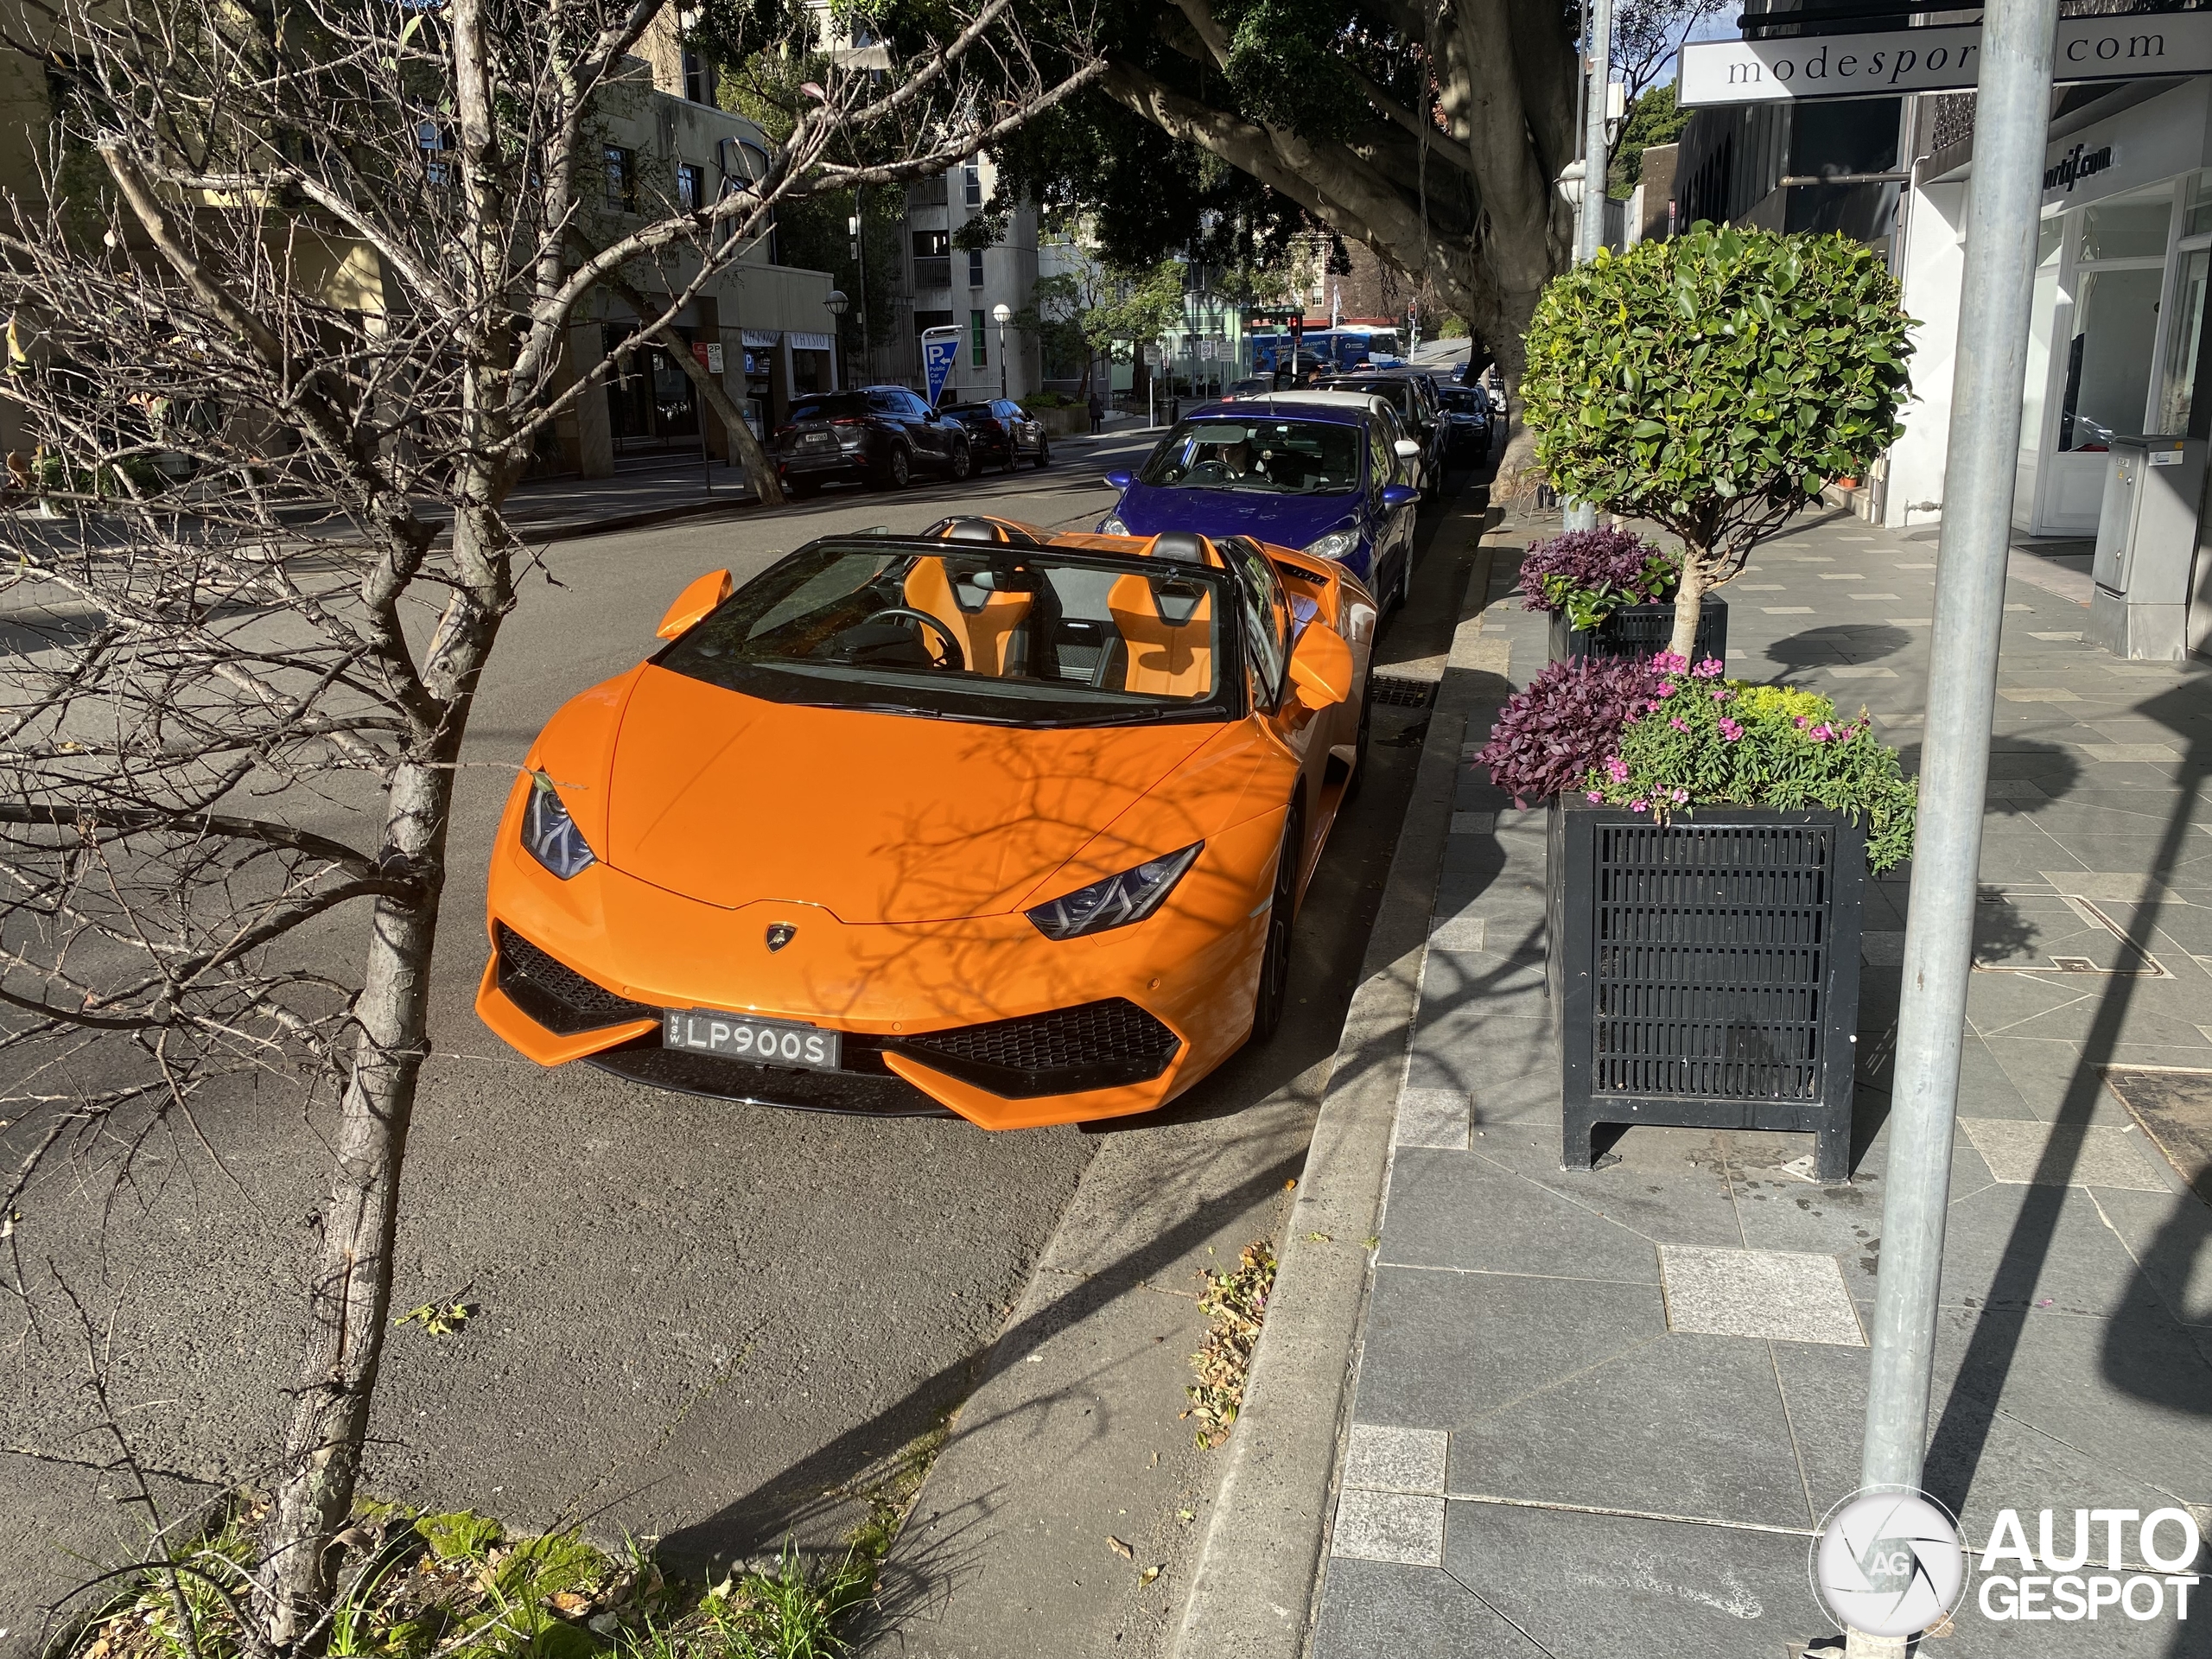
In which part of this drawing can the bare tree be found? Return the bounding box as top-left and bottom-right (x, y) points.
(1611, 0), (1725, 105)
(0, 0), (1100, 1649)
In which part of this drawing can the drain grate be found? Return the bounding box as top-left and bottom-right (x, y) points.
(1368, 675), (1435, 709)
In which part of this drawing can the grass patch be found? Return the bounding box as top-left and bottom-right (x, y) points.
(59, 1479), (919, 1659)
(1182, 1239), (1276, 1449)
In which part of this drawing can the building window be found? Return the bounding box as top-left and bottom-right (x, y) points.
(676, 162), (702, 213)
(967, 248), (984, 288)
(418, 122), (448, 187)
(604, 146), (636, 213)
(971, 308), (988, 367)
(912, 228), (950, 289)
(963, 162), (982, 207)
(683, 49), (715, 105)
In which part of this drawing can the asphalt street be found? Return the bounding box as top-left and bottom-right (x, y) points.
(0, 430), (1490, 1654)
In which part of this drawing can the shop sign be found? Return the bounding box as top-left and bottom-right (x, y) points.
(1681, 14), (2212, 105)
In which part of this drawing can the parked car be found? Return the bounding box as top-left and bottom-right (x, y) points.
(773, 385), (974, 496)
(941, 397), (1052, 472)
(1097, 403), (1423, 612)
(1312, 372), (1447, 491)
(476, 518), (1375, 1128)
(1230, 388), (1437, 499)
(1227, 377), (1274, 396)
(1436, 385), (1493, 460)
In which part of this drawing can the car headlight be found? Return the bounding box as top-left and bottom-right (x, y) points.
(1027, 842), (1202, 940)
(521, 770), (595, 880)
(1302, 529), (1360, 562)
(1100, 515), (1130, 536)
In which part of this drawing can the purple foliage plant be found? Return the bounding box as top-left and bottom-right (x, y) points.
(1517, 527), (1678, 629)
(1476, 656), (1664, 805)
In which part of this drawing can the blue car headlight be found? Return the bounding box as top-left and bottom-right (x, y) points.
(1302, 528), (1360, 563)
(1100, 514), (1130, 536)
(1027, 842), (1203, 939)
(521, 771), (595, 880)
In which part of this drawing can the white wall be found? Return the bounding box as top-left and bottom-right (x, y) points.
(1885, 180), (1967, 530)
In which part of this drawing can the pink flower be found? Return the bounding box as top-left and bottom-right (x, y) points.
(1605, 755), (1630, 783)
(1673, 788), (1688, 804)
(1651, 651), (1688, 675)
(1656, 681), (1679, 699)
(1718, 717), (1744, 741)
(1795, 715), (1810, 728)
(1691, 658), (1724, 678)
(1809, 722), (1834, 742)
(1586, 789), (1603, 802)
(1711, 688), (1731, 702)
(1630, 799), (1648, 812)
(1669, 716), (1688, 732)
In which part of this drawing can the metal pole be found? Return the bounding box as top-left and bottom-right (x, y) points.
(854, 188), (871, 385)
(1560, 0), (1612, 531)
(1848, 0), (2055, 1651)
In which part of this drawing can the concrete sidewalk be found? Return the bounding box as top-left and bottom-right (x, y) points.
(1300, 505), (2212, 1656)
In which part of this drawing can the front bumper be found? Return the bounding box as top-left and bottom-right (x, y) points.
(476, 813), (1279, 1130)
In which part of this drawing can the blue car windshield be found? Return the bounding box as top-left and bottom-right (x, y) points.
(1139, 419), (1362, 496)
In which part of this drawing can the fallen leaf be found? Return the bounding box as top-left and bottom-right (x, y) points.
(1176, 1509), (1195, 1523)
(1106, 1535), (1133, 1560)
(1304, 1231), (1332, 1243)
(1140, 1565), (1161, 1585)
(550, 1592), (590, 1615)
(1284, 1179), (1297, 1189)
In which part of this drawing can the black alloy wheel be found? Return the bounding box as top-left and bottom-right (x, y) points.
(880, 446), (911, 489)
(948, 440), (973, 481)
(1250, 803), (1303, 1044)
(1033, 435), (1051, 469)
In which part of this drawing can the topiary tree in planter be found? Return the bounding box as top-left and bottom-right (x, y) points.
(1521, 225), (1914, 660)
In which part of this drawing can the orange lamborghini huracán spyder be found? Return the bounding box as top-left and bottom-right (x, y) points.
(475, 517), (1376, 1130)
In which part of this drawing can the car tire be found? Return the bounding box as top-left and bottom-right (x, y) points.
(1249, 804), (1302, 1045)
(1343, 672), (1374, 804)
(879, 447), (911, 490)
(1033, 437), (1051, 469)
(948, 441), (972, 482)
(1002, 441), (1020, 474)
(787, 477), (819, 499)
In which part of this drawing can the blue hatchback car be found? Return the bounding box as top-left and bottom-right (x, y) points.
(1099, 403), (1421, 609)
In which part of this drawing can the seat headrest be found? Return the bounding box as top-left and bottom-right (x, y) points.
(1150, 531), (1210, 563)
(927, 516), (1044, 548)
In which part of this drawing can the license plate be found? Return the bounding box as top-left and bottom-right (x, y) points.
(663, 1008), (842, 1071)
(802, 431), (831, 448)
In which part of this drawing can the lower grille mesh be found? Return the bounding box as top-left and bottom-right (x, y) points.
(496, 925), (657, 1034)
(898, 998), (1179, 1098)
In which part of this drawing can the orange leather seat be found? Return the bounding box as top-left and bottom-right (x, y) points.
(1108, 574), (1214, 697)
(904, 556), (1032, 677)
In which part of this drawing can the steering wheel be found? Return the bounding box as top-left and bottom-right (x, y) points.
(859, 607), (966, 671)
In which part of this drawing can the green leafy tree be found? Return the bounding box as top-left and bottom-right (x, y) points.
(1029, 253), (1185, 396)
(1610, 83), (1692, 197)
(1521, 225), (1914, 658)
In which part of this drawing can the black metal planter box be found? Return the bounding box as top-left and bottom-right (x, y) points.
(1547, 798), (1866, 1181)
(1548, 596), (1727, 667)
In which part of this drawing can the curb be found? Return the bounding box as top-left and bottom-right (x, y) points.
(508, 491), (761, 543)
(1166, 517), (1520, 1658)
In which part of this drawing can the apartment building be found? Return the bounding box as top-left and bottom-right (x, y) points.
(876, 154), (1044, 401)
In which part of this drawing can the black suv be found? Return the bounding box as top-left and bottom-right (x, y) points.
(775, 386), (975, 496)
(940, 397), (1052, 472)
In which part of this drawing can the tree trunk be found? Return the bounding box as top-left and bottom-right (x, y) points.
(645, 322), (784, 506)
(1669, 553), (1710, 664)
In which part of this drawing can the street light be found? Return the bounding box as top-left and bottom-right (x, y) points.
(824, 289), (849, 389)
(991, 301), (1011, 398)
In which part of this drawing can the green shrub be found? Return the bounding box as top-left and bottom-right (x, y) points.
(1522, 224), (1913, 658)
(1582, 653), (1917, 871)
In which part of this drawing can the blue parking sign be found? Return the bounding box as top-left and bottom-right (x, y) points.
(920, 326), (961, 408)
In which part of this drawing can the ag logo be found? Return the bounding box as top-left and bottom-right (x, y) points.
(1813, 1491), (1968, 1639)
(764, 922), (797, 952)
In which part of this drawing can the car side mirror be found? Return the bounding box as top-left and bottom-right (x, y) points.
(1105, 469), (1134, 490)
(657, 568), (734, 639)
(1382, 484), (1419, 512)
(1287, 622), (1356, 710)
(1393, 438), (1421, 460)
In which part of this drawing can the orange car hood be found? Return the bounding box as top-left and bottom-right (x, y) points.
(601, 665), (1217, 923)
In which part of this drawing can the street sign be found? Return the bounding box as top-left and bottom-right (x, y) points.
(1681, 12), (2212, 105)
(691, 342), (725, 375)
(920, 324), (960, 407)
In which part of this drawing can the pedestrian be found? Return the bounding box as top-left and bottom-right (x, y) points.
(1087, 385), (1103, 435)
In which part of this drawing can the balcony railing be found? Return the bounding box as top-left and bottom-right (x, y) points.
(912, 256), (951, 289)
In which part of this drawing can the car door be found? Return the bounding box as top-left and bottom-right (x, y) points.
(901, 390), (948, 467)
(1001, 399), (1033, 455)
(1219, 537), (1330, 885)
(1370, 415), (1414, 590)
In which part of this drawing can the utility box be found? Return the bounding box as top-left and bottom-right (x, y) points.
(2090, 435), (2207, 662)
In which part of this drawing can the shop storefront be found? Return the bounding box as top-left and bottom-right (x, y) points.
(1893, 79), (2212, 535)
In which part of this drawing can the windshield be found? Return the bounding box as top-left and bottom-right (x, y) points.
(1138, 418), (1363, 495)
(1440, 388), (1486, 413)
(659, 540), (1238, 727)
(1321, 379), (1412, 419)
(788, 393), (867, 423)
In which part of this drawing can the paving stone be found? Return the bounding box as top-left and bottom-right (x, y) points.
(1309, 1557), (1544, 1659)
(1427, 914), (1485, 952)
(1865, 931), (1904, 964)
(1764, 606), (1815, 613)
(1331, 1488), (1445, 1567)
(1957, 1118), (2175, 1191)
(1657, 1244), (1866, 1345)
(1450, 810), (1497, 835)
(1381, 1147), (1663, 1281)
(2078, 742), (2184, 761)
(1395, 1088), (1471, 1151)
(1343, 1423), (1449, 1494)
(1999, 687), (2084, 702)
(1830, 665), (1897, 678)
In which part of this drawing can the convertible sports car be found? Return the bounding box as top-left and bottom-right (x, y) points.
(477, 516), (1377, 1129)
